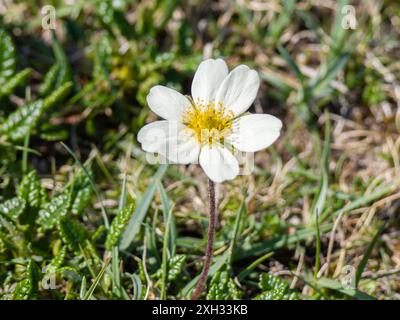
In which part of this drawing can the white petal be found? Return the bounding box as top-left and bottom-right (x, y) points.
(167, 128), (201, 164)
(226, 114), (282, 152)
(146, 85), (191, 120)
(137, 120), (200, 164)
(137, 120), (170, 153)
(199, 145), (239, 183)
(215, 65), (260, 116)
(191, 59), (228, 105)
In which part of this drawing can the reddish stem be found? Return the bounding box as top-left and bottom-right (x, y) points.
(191, 179), (216, 300)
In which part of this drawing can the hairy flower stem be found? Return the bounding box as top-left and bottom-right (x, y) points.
(191, 179), (216, 300)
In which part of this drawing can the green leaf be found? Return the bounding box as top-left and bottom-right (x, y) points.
(255, 290), (299, 300)
(266, 0), (296, 45)
(105, 204), (135, 250)
(0, 100), (45, 141)
(96, 2), (131, 38)
(47, 246), (67, 274)
(277, 45), (305, 83)
(237, 223), (333, 260)
(12, 279), (32, 300)
(206, 269), (242, 300)
(0, 197), (26, 220)
(158, 181), (176, 257)
(0, 81), (72, 142)
(39, 125), (69, 141)
(93, 36), (113, 81)
(330, 0), (349, 55)
(12, 259), (40, 300)
(120, 164), (168, 249)
(0, 29), (16, 86)
(228, 200), (245, 265)
(131, 274), (143, 300)
(355, 224), (385, 288)
(17, 170), (43, 210)
(27, 259), (40, 293)
(311, 111), (330, 220)
(181, 251), (229, 298)
(155, 254), (187, 282)
(39, 34), (71, 97)
(39, 63), (61, 96)
(0, 68), (31, 99)
(0, 230), (5, 252)
(259, 273), (289, 292)
(71, 185), (92, 215)
(80, 276), (87, 299)
(70, 170), (93, 215)
(42, 81), (73, 110)
(310, 276), (376, 300)
(309, 53), (350, 97)
(58, 217), (86, 251)
(83, 258), (110, 300)
(37, 193), (70, 230)
(254, 273), (299, 300)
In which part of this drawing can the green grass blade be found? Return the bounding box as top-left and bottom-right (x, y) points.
(119, 164), (168, 250)
(355, 224), (385, 289)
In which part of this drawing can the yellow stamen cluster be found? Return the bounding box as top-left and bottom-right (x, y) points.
(182, 99), (234, 145)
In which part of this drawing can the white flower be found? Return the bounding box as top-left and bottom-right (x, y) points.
(137, 58), (282, 183)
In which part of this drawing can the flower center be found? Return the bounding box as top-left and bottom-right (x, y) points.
(182, 100), (234, 145)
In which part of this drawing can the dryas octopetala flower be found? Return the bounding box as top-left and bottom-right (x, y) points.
(137, 58), (282, 183)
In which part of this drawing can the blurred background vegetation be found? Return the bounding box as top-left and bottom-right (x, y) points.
(0, 0), (400, 300)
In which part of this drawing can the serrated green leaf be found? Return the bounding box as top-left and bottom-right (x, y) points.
(96, 3), (131, 38)
(27, 259), (40, 293)
(39, 36), (72, 97)
(0, 230), (5, 252)
(17, 170), (42, 210)
(0, 29), (16, 86)
(0, 68), (31, 99)
(12, 278), (31, 300)
(71, 186), (92, 215)
(39, 126), (69, 141)
(254, 290), (299, 300)
(254, 273), (300, 300)
(42, 81), (73, 110)
(70, 171), (93, 215)
(0, 197), (26, 220)
(155, 254), (187, 282)
(167, 254), (186, 282)
(37, 193), (70, 230)
(105, 204), (135, 250)
(94, 36), (113, 81)
(206, 270), (242, 300)
(58, 217), (86, 251)
(259, 273), (289, 292)
(12, 260), (40, 300)
(47, 246), (67, 274)
(39, 63), (61, 96)
(0, 100), (45, 141)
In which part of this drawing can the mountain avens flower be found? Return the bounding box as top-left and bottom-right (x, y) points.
(138, 58), (282, 299)
(138, 58), (282, 183)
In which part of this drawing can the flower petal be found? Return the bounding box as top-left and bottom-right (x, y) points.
(191, 59), (228, 105)
(137, 120), (200, 164)
(215, 65), (260, 116)
(226, 114), (282, 152)
(137, 120), (170, 153)
(167, 128), (201, 164)
(199, 145), (239, 182)
(147, 85), (191, 120)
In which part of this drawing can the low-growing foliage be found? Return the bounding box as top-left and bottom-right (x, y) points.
(0, 0), (399, 300)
